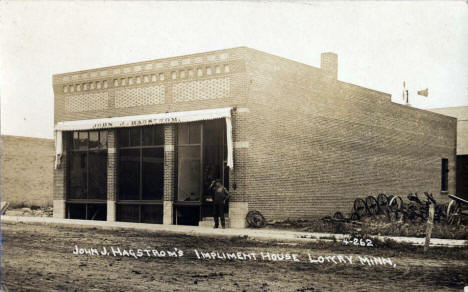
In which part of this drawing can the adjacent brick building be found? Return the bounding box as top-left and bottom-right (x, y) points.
(429, 106), (468, 199)
(1, 135), (54, 207)
(52, 47), (457, 227)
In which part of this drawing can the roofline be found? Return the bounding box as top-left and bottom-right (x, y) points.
(391, 102), (458, 122)
(52, 46), (249, 78)
(426, 105), (468, 111)
(1, 134), (54, 142)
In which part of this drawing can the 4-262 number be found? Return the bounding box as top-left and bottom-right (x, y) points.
(343, 238), (373, 247)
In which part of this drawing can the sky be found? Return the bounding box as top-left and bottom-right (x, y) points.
(1, 1), (467, 139)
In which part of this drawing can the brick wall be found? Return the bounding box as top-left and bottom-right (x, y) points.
(243, 49), (456, 220)
(52, 47), (457, 222)
(1, 135), (54, 207)
(53, 47), (252, 207)
(428, 106), (468, 155)
(52, 47), (249, 124)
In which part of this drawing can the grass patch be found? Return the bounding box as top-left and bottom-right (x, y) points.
(266, 216), (468, 240)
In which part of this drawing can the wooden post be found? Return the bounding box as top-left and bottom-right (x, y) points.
(424, 203), (435, 252)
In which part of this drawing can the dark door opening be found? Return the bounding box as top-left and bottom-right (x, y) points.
(175, 119), (228, 225)
(457, 155), (468, 199)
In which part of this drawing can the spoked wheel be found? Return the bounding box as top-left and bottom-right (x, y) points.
(349, 212), (360, 221)
(365, 196), (379, 216)
(377, 194), (388, 208)
(388, 196), (403, 222)
(353, 198), (368, 218)
(333, 212), (345, 220)
(447, 200), (462, 225)
(436, 203), (448, 222)
(424, 192), (436, 204)
(389, 210), (400, 222)
(246, 211), (266, 228)
(388, 196), (403, 212)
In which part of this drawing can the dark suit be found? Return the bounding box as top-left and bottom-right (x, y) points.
(212, 186), (229, 228)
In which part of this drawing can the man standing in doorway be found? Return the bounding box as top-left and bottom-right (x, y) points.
(209, 179), (230, 229)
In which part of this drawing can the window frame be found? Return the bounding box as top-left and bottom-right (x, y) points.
(116, 125), (165, 223)
(66, 130), (108, 220)
(66, 130), (108, 202)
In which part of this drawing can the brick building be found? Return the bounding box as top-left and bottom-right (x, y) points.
(429, 106), (468, 199)
(52, 47), (457, 227)
(1, 135), (54, 207)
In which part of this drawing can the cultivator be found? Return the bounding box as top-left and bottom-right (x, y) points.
(323, 192), (466, 225)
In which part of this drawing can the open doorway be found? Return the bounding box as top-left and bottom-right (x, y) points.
(175, 119), (228, 225)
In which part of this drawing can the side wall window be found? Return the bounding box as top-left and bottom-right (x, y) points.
(441, 158), (448, 192)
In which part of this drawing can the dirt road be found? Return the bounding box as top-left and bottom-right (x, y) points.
(1, 222), (467, 291)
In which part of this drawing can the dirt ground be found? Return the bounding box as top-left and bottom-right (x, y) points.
(1, 222), (467, 292)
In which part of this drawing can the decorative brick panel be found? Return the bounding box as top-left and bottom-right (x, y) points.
(173, 77), (230, 102)
(115, 85), (165, 108)
(65, 92), (108, 112)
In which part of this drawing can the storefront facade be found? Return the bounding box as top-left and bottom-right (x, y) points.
(53, 47), (457, 225)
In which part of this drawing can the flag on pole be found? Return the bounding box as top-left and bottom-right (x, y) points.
(417, 88), (429, 97)
(402, 81), (409, 104)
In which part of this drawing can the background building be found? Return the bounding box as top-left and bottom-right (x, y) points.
(52, 47), (457, 227)
(429, 106), (468, 199)
(1, 135), (54, 207)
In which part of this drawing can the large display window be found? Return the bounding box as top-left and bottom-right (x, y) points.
(66, 130), (107, 220)
(116, 125), (164, 223)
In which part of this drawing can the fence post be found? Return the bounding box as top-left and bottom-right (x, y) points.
(424, 203), (435, 252)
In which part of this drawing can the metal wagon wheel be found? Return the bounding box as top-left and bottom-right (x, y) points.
(333, 212), (345, 220)
(447, 200), (462, 225)
(246, 211), (266, 228)
(353, 198), (368, 218)
(349, 212), (360, 221)
(388, 196), (403, 222)
(365, 196), (379, 216)
(388, 195), (403, 212)
(377, 193), (388, 208)
(436, 202), (448, 222)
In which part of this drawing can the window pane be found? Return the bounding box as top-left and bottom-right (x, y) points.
(179, 146), (200, 158)
(99, 131), (107, 149)
(87, 204), (106, 221)
(88, 151), (107, 200)
(67, 203), (86, 219)
(89, 131), (99, 149)
(142, 126), (154, 146)
(203, 119), (223, 146)
(118, 128), (130, 147)
(118, 149), (140, 200)
(130, 127), (140, 146)
(73, 132), (79, 150)
(69, 152), (87, 199)
(178, 124), (189, 145)
(203, 145), (222, 191)
(117, 204), (139, 223)
(141, 205), (163, 224)
(79, 131), (88, 150)
(142, 148), (164, 200)
(177, 144), (201, 201)
(189, 123), (201, 144)
(154, 126), (164, 145)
